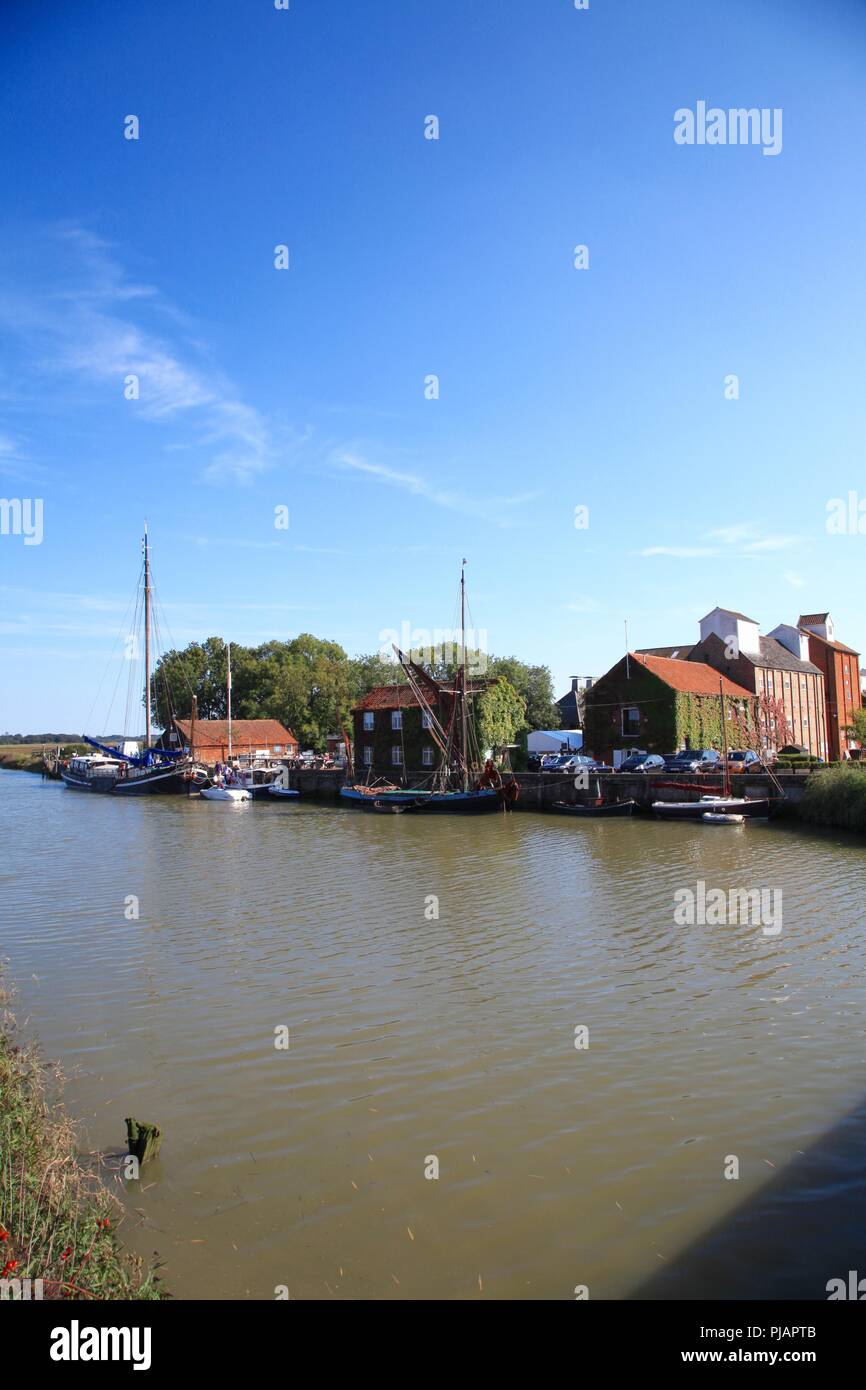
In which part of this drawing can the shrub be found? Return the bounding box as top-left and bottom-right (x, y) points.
(799, 764), (866, 833)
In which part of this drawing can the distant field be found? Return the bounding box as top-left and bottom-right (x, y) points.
(0, 742), (86, 771)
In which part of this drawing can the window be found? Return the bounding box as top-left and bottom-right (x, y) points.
(363, 711), (374, 731)
(622, 707), (640, 737)
(363, 746), (372, 766)
(391, 745), (403, 766)
(421, 710), (432, 729)
(274, 745), (282, 753)
(422, 746), (434, 766)
(391, 710), (402, 731)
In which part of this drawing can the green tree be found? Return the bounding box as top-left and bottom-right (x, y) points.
(845, 707), (866, 748)
(475, 677), (526, 754)
(488, 657), (559, 731)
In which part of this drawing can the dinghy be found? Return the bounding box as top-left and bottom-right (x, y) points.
(552, 800), (635, 817)
(701, 811), (745, 825)
(200, 786), (251, 802)
(267, 785), (300, 800)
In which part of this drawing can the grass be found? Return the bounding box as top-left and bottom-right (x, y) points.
(0, 743), (89, 774)
(0, 983), (166, 1300)
(799, 763), (866, 833)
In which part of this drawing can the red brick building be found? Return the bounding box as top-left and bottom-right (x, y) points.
(797, 613), (861, 759)
(170, 717), (299, 762)
(686, 608), (828, 758)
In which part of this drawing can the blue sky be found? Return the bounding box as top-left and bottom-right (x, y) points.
(1, 0), (865, 732)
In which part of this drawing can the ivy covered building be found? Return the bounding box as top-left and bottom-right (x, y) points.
(582, 653), (756, 764)
(350, 685), (439, 782)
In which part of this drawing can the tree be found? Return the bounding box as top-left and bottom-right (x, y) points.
(475, 677), (526, 755)
(489, 657), (559, 731)
(844, 707), (866, 748)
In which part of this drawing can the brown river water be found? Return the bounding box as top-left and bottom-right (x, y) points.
(2, 770), (866, 1300)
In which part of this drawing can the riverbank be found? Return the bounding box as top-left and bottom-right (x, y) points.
(798, 763), (866, 833)
(0, 745), (44, 773)
(0, 983), (165, 1301)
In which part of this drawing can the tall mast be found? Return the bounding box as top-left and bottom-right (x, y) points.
(144, 523), (152, 749)
(227, 641), (233, 760)
(720, 674), (730, 796)
(460, 559), (468, 792)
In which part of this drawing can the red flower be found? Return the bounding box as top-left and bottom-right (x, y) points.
(0, 1229), (8, 1241)
(60, 1247), (73, 1261)
(3, 1260), (17, 1273)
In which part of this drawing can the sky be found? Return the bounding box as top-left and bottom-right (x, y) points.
(1, 0), (865, 733)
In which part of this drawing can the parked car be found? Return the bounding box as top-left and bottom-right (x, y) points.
(726, 749), (762, 773)
(619, 753), (664, 773)
(663, 749), (721, 773)
(542, 753), (593, 773)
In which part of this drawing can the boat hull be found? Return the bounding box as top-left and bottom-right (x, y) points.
(553, 800), (635, 817)
(339, 787), (501, 814)
(61, 767), (193, 795)
(652, 797), (770, 820)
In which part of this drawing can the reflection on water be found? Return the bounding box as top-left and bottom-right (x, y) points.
(2, 771), (865, 1299)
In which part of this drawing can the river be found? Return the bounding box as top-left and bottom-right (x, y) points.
(2, 769), (865, 1299)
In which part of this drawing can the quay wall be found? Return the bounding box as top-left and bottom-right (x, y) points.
(510, 771), (807, 813)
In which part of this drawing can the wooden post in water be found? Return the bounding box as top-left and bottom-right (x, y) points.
(125, 1117), (162, 1166)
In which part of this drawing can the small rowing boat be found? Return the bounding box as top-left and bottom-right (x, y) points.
(701, 811), (745, 825)
(552, 800), (635, 818)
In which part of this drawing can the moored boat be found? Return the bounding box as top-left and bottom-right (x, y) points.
(552, 799), (635, 817)
(339, 563), (517, 816)
(653, 794), (770, 820)
(63, 527), (207, 796)
(200, 786), (251, 802)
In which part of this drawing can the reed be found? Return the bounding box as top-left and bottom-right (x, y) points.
(0, 984), (166, 1300)
(799, 764), (866, 833)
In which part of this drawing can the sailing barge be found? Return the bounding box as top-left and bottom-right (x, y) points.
(340, 564), (518, 814)
(61, 527), (204, 796)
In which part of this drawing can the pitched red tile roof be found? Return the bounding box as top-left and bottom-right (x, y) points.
(174, 718), (298, 746)
(631, 653), (753, 698)
(352, 678), (489, 712)
(352, 686), (423, 712)
(799, 628), (860, 657)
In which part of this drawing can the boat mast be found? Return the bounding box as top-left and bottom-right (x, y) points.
(719, 674), (730, 796)
(460, 559), (468, 792)
(227, 641), (233, 760)
(144, 524), (152, 750)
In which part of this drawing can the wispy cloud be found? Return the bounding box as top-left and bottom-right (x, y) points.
(641, 525), (799, 560)
(331, 448), (542, 526)
(0, 224), (280, 485)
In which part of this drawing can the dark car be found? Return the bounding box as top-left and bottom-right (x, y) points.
(619, 753), (664, 773)
(664, 749), (721, 773)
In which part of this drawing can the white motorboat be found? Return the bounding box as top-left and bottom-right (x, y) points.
(702, 811), (746, 825)
(267, 784), (299, 799)
(200, 786), (251, 802)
